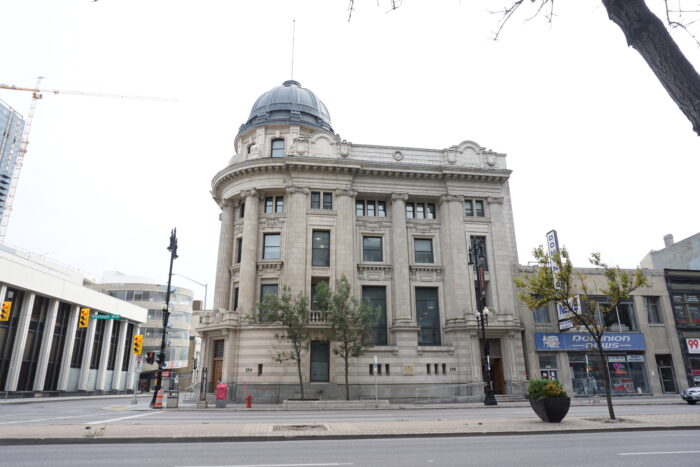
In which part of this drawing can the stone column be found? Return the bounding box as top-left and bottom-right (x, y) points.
(238, 189), (260, 319)
(95, 318), (113, 390)
(57, 304), (80, 391)
(334, 189), (357, 285)
(282, 186), (308, 294)
(439, 195), (469, 326)
(390, 193), (412, 325)
(5, 293), (35, 391)
(111, 319), (129, 390)
(213, 199), (236, 310)
(485, 196), (515, 321)
(32, 298), (59, 391)
(78, 314), (97, 391)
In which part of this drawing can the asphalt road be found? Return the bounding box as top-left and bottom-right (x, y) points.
(0, 397), (697, 426)
(1, 430), (699, 467)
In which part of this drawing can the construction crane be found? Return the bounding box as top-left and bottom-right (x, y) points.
(0, 76), (176, 242)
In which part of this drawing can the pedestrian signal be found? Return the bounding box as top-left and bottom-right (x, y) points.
(0, 301), (11, 321)
(146, 351), (155, 364)
(133, 334), (143, 355)
(78, 308), (90, 328)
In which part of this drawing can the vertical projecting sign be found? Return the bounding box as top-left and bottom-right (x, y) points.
(546, 230), (577, 331)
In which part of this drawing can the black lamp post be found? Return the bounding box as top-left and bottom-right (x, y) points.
(150, 228), (178, 408)
(469, 241), (498, 406)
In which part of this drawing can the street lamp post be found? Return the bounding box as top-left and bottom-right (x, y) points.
(150, 228), (178, 408)
(469, 241), (498, 406)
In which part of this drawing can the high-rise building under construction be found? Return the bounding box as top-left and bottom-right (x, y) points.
(0, 100), (25, 226)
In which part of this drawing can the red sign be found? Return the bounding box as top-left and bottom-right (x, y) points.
(687, 338), (700, 354)
(162, 370), (172, 377)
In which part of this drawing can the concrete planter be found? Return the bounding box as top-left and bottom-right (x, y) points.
(529, 397), (571, 423)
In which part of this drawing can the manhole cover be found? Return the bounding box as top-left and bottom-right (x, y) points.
(272, 424), (327, 432)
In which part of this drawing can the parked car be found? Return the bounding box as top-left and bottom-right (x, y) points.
(681, 386), (700, 405)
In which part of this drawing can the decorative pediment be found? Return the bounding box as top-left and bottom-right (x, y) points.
(357, 263), (392, 281)
(409, 265), (443, 282)
(257, 260), (283, 276)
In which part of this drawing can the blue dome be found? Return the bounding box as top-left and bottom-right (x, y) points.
(238, 80), (333, 135)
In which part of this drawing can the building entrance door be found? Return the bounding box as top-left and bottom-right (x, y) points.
(210, 339), (224, 392)
(490, 358), (505, 394)
(310, 341), (329, 382)
(656, 354), (677, 393)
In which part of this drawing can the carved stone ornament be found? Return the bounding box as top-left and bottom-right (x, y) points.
(260, 217), (285, 230)
(293, 136), (308, 155)
(409, 265), (443, 282)
(335, 188), (357, 198)
(357, 264), (392, 281)
(339, 139), (350, 158)
(444, 146), (458, 165)
(391, 193), (409, 201)
(408, 222), (440, 233)
(482, 150), (497, 167)
(240, 189), (258, 199)
(486, 196), (504, 205)
(286, 185), (309, 194)
(233, 224), (243, 235)
(393, 151), (404, 161)
(440, 194), (464, 204)
(357, 220), (391, 231)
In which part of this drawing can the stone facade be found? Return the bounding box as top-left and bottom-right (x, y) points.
(197, 81), (526, 403)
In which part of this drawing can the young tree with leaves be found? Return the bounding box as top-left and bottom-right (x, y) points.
(515, 247), (647, 420)
(315, 275), (378, 401)
(258, 287), (312, 400)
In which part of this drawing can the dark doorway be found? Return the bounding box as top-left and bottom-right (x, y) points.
(656, 354), (677, 393)
(310, 341), (329, 382)
(210, 339), (224, 392)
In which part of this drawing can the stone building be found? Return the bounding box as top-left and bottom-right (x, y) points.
(197, 80), (526, 402)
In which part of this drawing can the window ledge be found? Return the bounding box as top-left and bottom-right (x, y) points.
(417, 345), (455, 354)
(307, 208), (337, 216)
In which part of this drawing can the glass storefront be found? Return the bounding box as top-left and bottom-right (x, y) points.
(568, 352), (650, 396)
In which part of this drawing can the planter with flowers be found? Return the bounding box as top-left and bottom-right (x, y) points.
(527, 378), (571, 423)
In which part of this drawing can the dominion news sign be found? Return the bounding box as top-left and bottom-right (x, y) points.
(535, 332), (646, 351)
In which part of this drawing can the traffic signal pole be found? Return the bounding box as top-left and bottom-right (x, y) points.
(150, 228), (178, 409)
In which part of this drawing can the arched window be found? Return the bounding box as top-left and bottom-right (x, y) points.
(271, 139), (285, 157)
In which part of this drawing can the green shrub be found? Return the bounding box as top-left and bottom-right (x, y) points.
(527, 378), (568, 401)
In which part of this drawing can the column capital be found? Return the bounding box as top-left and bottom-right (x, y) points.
(240, 189), (258, 199)
(285, 185), (309, 194)
(334, 188), (357, 198)
(219, 198), (234, 209)
(486, 196), (504, 205)
(391, 192), (408, 201)
(440, 194), (464, 204)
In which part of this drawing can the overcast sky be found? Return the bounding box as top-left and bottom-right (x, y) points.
(2, 0), (699, 306)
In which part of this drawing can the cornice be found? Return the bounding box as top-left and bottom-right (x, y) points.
(211, 157), (511, 202)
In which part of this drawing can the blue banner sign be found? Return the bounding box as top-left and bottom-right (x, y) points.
(535, 332), (646, 351)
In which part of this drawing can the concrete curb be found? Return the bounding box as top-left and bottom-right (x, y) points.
(2, 425), (699, 446)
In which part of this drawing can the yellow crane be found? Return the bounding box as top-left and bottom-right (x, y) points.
(0, 76), (176, 241)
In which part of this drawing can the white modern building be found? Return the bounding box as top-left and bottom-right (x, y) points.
(0, 245), (146, 395)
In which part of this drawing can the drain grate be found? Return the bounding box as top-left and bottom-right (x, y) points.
(272, 424), (327, 432)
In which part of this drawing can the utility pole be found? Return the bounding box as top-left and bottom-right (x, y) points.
(150, 228), (178, 408)
(470, 240), (497, 406)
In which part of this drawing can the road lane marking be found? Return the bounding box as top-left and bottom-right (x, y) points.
(177, 464), (354, 467)
(0, 412), (108, 425)
(86, 411), (162, 424)
(619, 451), (700, 456)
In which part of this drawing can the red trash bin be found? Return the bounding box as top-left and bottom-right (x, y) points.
(216, 383), (227, 408)
(246, 395), (252, 408)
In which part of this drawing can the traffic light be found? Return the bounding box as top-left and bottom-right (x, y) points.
(156, 352), (166, 369)
(132, 334), (143, 355)
(146, 351), (155, 364)
(78, 308), (90, 328)
(0, 301), (11, 321)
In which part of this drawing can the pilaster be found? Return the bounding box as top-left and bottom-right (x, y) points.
(238, 189), (260, 320)
(334, 189), (357, 284)
(282, 185), (308, 294)
(111, 319), (128, 390)
(213, 199), (236, 310)
(57, 304), (80, 391)
(78, 314), (97, 391)
(95, 318), (113, 390)
(5, 293), (35, 391)
(33, 298), (59, 391)
(390, 193), (412, 325)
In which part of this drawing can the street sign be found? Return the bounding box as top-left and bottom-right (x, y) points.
(91, 314), (121, 320)
(135, 354), (143, 365)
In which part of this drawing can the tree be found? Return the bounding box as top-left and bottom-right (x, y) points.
(352, 0), (700, 136)
(258, 287), (312, 400)
(515, 247), (647, 421)
(315, 275), (378, 401)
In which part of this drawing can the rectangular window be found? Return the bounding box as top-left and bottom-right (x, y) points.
(645, 296), (662, 324)
(312, 230), (330, 267)
(311, 277), (329, 311)
(106, 321), (121, 371)
(475, 200), (485, 217)
(236, 238), (243, 263)
(239, 202), (245, 219)
(671, 294), (700, 327)
(470, 236), (488, 271)
(232, 287), (239, 311)
(363, 236), (383, 262)
(271, 138), (284, 157)
(367, 201), (376, 217)
(533, 303), (550, 324)
(416, 287), (440, 345)
(264, 196), (284, 213)
(363, 286), (387, 346)
(406, 202), (436, 219)
(90, 319), (106, 369)
(263, 233), (281, 259)
(311, 191), (333, 210)
(121, 323), (134, 371)
(377, 201), (386, 217)
(603, 301), (638, 332)
(464, 200), (473, 216)
(414, 238), (434, 263)
(259, 284), (279, 322)
(406, 203), (414, 219)
(70, 327), (87, 368)
(356, 200), (387, 217)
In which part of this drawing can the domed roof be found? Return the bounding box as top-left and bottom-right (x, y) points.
(238, 80), (333, 135)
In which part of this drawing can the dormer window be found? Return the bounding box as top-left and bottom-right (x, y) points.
(271, 139), (285, 157)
